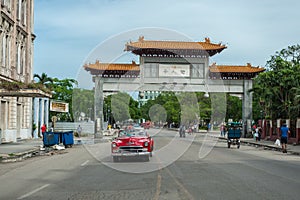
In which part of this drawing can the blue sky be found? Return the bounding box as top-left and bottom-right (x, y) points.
(34, 0), (300, 81)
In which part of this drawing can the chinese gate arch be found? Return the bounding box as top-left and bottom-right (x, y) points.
(84, 36), (264, 137)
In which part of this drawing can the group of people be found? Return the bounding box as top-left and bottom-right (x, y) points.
(252, 124), (262, 142)
(179, 124), (198, 137)
(253, 123), (290, 153)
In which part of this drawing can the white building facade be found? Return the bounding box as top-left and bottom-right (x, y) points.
(0, 0), (42, 143)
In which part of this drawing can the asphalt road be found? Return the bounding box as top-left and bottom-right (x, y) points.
(0, 129), (299, 200)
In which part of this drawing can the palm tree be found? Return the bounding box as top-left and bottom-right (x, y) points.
(33, 73), (53, 88)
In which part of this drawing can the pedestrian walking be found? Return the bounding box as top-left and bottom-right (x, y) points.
(207, 123), (211, 132)
(254, 127), (259, 142)
(280, 123), (290, 153)
(220, 123), (225, 137)
(252, 123), (257, 137)
(258, 126), (262, 141)
(77, 125), (82, 137)
(41, 124), (47, 138)
(179, 124), (186, 138)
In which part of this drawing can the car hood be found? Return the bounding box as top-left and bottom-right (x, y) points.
(113, 136), (148, 146)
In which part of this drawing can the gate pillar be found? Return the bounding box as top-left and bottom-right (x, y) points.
(94, 76), (104, 137)
(242, 80), (253, 137)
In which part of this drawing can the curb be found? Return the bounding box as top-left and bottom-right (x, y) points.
(213, 135), (300, 156)
(0, 147), (41, 163)
(0, 138), (112, 163)
(162, 129), (300, 155)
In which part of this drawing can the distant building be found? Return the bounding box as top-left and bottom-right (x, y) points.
(138, 91), (160, 107)
(0, 0), (50, 142)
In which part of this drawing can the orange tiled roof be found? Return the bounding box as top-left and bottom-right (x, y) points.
(125, 36), (226, 51)
(84, 60), (140, 71)
(209, 63), (265, 73)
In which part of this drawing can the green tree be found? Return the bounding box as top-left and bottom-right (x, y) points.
(226, 94), (242, 121)
(33, 73), (53, 88)
(103, 93), (140, 123)
(72, 88), (94, 121)
(140, 92), (211, 126)
(140, 92), (180, 124)
(48, 78), (78, 121)
(252, 44), (300, 120)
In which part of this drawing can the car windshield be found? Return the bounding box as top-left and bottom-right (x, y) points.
(118, 130), (147, 137)
(118, 130), (131, 137)
(135, 131), (147, 137)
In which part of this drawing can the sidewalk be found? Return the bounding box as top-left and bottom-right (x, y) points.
(207, 130), (300, 155)
(0, 136), (112, 163)
(0, 139), (43, 163)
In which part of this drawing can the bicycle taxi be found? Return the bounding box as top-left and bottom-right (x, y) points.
(226, 122), (242, 148)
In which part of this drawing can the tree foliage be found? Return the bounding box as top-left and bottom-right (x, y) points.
(34, 72), (78, 122)
(110, 92), (140, 122)
(33, 73), (53, 87)
(72, 88), (94, 121)
(140, 92), (213, 126)
(226, 94), (242, 121)
(252, 44), (300, 120)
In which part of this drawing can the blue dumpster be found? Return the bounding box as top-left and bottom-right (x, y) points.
(54, 132), (63, 144)
(62, 131), (74, 147)
(43, 132), (59, 147)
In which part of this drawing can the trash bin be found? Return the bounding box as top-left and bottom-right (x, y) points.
(62, 131), (74, 147)
(53, 132), (63, 144)
(43, 132), (59, 147)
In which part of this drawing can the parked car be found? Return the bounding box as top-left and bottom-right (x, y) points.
(111, 129), (154, 162)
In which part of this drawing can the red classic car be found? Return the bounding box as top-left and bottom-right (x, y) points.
(111, 129), (154, 162)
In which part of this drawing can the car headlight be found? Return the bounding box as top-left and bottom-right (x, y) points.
(112, 143), (117, 148)
(144, 141), (149, 147)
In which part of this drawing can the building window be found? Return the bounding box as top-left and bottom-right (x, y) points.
(21, 0), (27, 25)
(16, 44), (21, 74)
(20, 46), (25, 74)
(2, 34), (7, 67)
(7, 37), (11, 70)
(17, 0), (21, 20)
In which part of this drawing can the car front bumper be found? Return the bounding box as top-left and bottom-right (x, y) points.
(112, 151), (150, 157)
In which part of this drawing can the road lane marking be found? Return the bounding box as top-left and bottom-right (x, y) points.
(153, 173), (162, 200)
(81, 160), (89, 166)
(17, 184), (50, 199)
(165, 166), (196, 200)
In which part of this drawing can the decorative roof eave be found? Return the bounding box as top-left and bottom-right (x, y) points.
(0, 89), (52, 98)
(125, 36), (227, 57)
(129, 48), (224, 57)
(209, 63), (265, 73)
(84, 60), (140, 72)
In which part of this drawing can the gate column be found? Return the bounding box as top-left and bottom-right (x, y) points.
(94, 76), (104, 138)
(242, 80), (253, 137)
